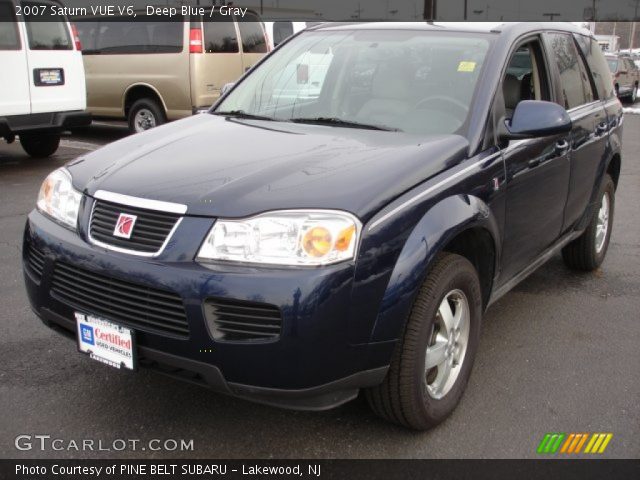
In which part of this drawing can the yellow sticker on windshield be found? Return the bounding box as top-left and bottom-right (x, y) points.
(458, 61), (477, 72)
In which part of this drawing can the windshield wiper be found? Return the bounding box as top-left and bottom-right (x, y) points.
(290, 117), (400, 131)
(213, 110), (275, 121)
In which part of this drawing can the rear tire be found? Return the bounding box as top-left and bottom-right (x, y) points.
(19, 133), (60, 158)
(127, 98), (165, 134)
(365, 253), (482, 430)
(562, 175), (615, 271)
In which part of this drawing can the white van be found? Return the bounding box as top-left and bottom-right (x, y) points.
(264, 21), (307, 49)
(0, 0), (90, 157)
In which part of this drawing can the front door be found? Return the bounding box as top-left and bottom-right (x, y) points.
(192, 13), (243, 109)
(499, 37), (571, 281)
(236, 12), (268, 74)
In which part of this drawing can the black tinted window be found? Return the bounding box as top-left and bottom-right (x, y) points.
(23, 1), (71, 50)
(237, 14), (267, 53)
(203, 14), (238, 53)
(273, 21), (293, 46)
(0, 2), (20, 50)
(575, 35), (615, 99)
(84, 18), (183, 54)
(547, 33), (591, 109)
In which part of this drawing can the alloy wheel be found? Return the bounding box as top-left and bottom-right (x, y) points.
(595, 191), (610, 254)
(425, 289), (471, 399)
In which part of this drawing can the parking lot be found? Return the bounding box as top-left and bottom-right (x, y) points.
(1, 115), (639, 459)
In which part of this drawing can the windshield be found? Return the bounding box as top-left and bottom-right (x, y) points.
(607, 58), (618, 72)
(215, 29), (491, 135)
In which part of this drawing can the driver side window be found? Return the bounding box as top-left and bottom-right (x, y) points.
(502, 40), (550, 119)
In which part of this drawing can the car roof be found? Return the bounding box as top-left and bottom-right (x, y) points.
(307, 21), (593, 38)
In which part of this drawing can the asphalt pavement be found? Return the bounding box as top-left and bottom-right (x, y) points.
(1, 116), (638, 459)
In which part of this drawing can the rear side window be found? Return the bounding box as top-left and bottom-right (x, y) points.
(575, 35), (615, 99)
(237, 13), (267, 53)
(203, 13), (238, 53)
(0, 1), (20, 50)
(273, 21), (293, 47)
(81, 17), (183, 54)
(23, 1), (71, 50)
(547, 32), (593, 109)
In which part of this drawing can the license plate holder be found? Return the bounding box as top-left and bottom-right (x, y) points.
(75, 312), (136, 370)
(34, 68), (64, 86)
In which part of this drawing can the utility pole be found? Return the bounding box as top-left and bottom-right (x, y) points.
(630, 1), (640, 50)
(424, 0), (437, 20)
(464, 0), (467, 20)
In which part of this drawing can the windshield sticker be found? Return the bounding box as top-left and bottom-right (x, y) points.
(458, 61), (477, 72)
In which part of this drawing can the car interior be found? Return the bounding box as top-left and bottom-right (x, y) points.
(256, 35), (491, 135)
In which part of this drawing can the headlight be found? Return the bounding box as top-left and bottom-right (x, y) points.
(197, 210), (361, 266)
(37, 168), (82, 229)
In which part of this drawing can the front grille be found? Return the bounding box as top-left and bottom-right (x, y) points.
(51, 262), (190, 337)
(204, 298), (282, 342)
(26, 243), (45, 280)
(89, 199), (181, 254)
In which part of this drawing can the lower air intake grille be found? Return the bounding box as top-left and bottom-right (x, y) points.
(26, 243), (45, 280)
(204, 298), (282, 342)
(51, 262), (189, 337)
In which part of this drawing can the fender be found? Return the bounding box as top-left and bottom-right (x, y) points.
(369, 194), (501, 343)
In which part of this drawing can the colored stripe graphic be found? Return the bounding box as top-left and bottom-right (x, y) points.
(537, 433), (565, 454)
(585, 433), (613, 454)
(539, 433), (613, 454)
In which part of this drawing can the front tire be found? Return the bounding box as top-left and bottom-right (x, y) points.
(562, 175), (615, 271)
(19, 133), (60, 158)
(365, 253), (482, 430)
(127, 98), (165, 134)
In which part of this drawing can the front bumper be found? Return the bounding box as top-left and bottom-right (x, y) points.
(23, 208), (392, 410)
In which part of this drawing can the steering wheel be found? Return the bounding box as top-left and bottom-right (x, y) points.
(415, 95), (469, 119)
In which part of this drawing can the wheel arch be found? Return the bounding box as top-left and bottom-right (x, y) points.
(607, 152), (621, 190)
(122, 83), (168, 118)
(369, 194), (500, 343)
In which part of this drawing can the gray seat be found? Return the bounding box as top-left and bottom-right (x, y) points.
(503, 73), (521, 118)
(356, 63), (411, 126)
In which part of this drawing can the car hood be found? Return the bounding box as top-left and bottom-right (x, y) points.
(67, 114), (469, 221)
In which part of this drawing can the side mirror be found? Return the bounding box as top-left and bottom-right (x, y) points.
(500, 100), (572, 140)
(221, 83), (234, 96)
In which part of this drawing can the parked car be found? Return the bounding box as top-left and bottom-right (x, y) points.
(24, 22), (622, 430)
(606, 53), (639, 103)
(0, 0), (90, 157)
(263, 21), (306, 49)
(74, 11), (268, 133)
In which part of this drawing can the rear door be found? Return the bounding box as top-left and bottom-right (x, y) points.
(236, 12), (268, 73)
(543, 32), (607, 232)
(21, 0), (85, 113)
(0, 0), (30, 115)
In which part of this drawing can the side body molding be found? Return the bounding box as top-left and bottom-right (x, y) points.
(370, 194), (501, 343)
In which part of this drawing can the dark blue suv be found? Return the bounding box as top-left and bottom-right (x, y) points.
(23, 23), (623, 429)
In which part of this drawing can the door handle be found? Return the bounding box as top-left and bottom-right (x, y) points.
(555, 139), (570, 153)
(596, 122), (608, 135)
